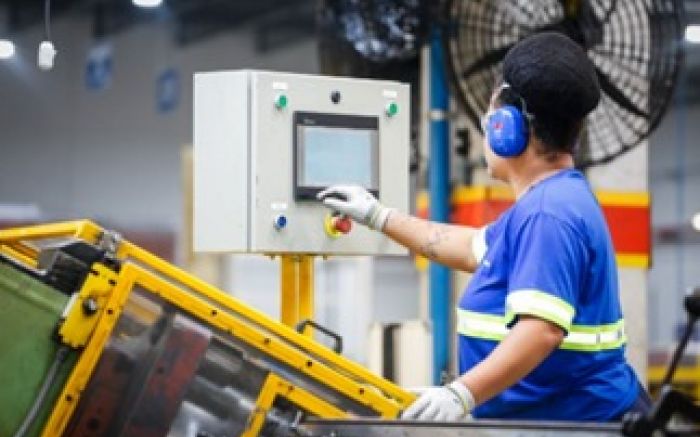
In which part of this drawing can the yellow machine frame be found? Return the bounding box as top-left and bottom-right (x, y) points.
(0, 221), (415, 437)
(280, 254), (315, 336)
(648, 363), (700, 401)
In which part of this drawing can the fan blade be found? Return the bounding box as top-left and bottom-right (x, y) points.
(595, 68), (648, 118)
(559, 0), (618, 24)
(458, 15), (575, 81)
(461, 45), (513, 80)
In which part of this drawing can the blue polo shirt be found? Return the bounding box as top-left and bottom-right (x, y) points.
(458, 168), (639, 421)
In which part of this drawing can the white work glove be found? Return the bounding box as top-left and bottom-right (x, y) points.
(317, 185), (393, 231)
(401, 380), (475, 421)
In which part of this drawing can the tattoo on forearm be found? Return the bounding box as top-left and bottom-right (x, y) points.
(390, 214), (454, 260)
(420, 225), (451, 259)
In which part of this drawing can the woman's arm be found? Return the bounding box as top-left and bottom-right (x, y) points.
(383, 211), (482, 273)
(459, 316), (564, 404)
(402, 316), (564, 420)
(318, 185), (484, 273)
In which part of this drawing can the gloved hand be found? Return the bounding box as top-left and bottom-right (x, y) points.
(317, 185), (393, 231)
(401, 380), (475, 421)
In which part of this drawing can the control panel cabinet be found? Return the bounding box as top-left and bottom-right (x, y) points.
(194, 70), (410, 255)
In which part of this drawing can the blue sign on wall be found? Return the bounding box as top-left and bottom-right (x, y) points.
(156, 67), (180, 114)
(85, 43), (113, 91)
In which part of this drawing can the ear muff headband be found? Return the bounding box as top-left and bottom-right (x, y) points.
(485, 83), (532, 158)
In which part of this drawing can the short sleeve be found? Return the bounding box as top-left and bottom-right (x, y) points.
(471, 225), (488, 264)
(505, 213), (587, 333)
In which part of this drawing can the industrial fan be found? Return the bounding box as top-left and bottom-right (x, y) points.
(443, 0), (684, 168)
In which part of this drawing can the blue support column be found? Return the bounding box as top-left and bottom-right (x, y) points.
(428, 30), (451, 384)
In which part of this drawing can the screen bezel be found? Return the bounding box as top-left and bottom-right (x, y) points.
(293, 111), (380, 201)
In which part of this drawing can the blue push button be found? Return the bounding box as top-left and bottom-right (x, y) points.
(273, 215), (288, 230)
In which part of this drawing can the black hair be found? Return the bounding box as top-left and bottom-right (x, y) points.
(498, 32), (601, 159)
(494, 85), (582, 158)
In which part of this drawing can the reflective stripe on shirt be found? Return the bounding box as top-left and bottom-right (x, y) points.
(456, 308), (627, 352)
(505, 289), (576, 331)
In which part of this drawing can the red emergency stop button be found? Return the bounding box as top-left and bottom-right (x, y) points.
(324, 213), (352, 238)
(333, 216), (352, 234)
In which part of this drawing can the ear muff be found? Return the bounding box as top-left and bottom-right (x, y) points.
(485, 105), (529, 157)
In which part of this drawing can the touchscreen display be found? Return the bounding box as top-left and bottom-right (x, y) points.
(300, 126), (377, 188)
(294, 112), (379, 200)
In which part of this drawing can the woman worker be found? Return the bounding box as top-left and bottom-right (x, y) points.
(317, 32), (650, 421)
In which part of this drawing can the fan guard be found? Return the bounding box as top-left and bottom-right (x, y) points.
(443, 0), (684, 168)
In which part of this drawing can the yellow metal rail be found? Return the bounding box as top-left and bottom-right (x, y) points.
(0, 220), (415, 437)
(243, 374), (345, 437)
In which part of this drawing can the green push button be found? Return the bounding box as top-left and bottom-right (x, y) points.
(274, 93), (288, 109)
(386, 101), (398, 117)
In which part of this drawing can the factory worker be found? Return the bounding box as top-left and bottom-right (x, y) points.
(318, 32), (651, 421)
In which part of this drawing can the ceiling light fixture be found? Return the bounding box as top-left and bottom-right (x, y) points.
(37, 0), (57, 70)
(692, 212), (700, 232)
(685, 25), (700, 44)
(0, 39), (15, 59)
(133, 0), (163, 8)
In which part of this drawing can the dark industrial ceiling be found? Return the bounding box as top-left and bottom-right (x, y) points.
(0, 0), (316, 51)
(2, 0), (700, 104)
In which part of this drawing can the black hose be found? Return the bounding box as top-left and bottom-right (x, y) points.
(12, 345), (70, 437)
(662, 315), (699, 387)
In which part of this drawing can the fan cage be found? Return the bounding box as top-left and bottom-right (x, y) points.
(443, 0), (683, 169)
